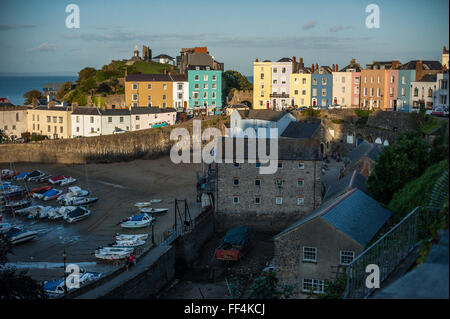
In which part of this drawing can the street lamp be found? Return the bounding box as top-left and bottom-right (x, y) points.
(63, 249), (67, 294)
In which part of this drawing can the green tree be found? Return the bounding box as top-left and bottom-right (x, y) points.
(23, 90), (42, 105)
(56, 81), (73, 100)
(223, 70), (253, 98)
(247, 270), (295, 299)
(366, 131), (432, 204)
(0, 235), (46, 299)
(77, 67), (97, 84)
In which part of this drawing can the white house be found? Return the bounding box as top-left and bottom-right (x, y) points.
(410, 74), (438, 113)
(71, 107), (102, 137)
(171, 74), (189, 110)
(229, 109), (296, 138)
(130, 107), (177, 131)
(152, 54), (175, 66)
(100, 109), (132, 135)
(271, 58), (293, 110)
(434, 72), (449, 112)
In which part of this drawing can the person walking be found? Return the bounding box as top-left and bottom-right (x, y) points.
(129, 253), (136, 268)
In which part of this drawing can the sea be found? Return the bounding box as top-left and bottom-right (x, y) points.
(0, 75), (78, 106)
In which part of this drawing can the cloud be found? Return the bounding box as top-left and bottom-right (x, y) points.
(26, 42), (58, 52)
(302, 20), (317, 30)
(329, 25), (352, 32)
(0, 24), (37, 31)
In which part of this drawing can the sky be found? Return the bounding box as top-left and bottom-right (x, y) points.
(0, 0), (448, 76)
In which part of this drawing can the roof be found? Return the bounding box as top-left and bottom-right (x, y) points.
(323, 170), (368, 202)
(153, 54), (174, 60)
(281, 121), (320, 139)
(276, 188), (392, 246)
(130, 107), (176, 114)
(125, 73), (187, 82)
(72, 107), (101, 116)
(30, 106), (71, 112)
(419, 74), (438, 82)
(347, 141), (381, 164)
(236, 109), (289, 122)
(219, 137), (321, 161)
(399, 60), (443, 70)
(100, 109), (130, 116)
(277, 57), (292, 62)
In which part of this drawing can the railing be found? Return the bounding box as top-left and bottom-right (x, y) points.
(343, 206), (440, 299)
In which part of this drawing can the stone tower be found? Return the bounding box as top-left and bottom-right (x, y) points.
(142, 45), (152, 61)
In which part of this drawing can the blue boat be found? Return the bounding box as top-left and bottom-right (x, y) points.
(14, 172), (29, 180)
(42, 189), (63, 201)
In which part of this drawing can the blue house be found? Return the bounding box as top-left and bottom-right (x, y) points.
(187, 67), (222, 114)
(311, 66), (332, 108)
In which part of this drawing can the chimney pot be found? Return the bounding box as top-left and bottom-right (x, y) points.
(315, 63), (318, 71)
(292, 56), (296, 63)
(255, 58), (259, 62)
(300, 57), (303, 64)
(444, 46), (447, 54)
(336, 64), (338, 71)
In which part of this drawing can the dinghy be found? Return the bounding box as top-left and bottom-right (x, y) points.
(135, 202), (151, 208)
(38, 206), (57, 219)
(26, 170), (46, 182)
(95, 247), (134, 260)
(14, 172), (29, 181)
(113, 239), (146, 248)
(68, 197), (98, 206)
(139, 207), (169, 215)
(42, 189), (63, 201)
(5, 227), (38, 244)
(64, 207), (91, 223)
(1, 169), (18, 179)
(14, 205), (45, 219)
(38, 174), (52, 183)
(115, 233), (149, 241)
(1, 199), (31, 212)
(48, 206), (77, 220)
(30, 186), (51, 197)
(57, 186), (89, 205)
(60, 177), (77, 186)
(120, 213), (154, 229)
(49, 175), (66, 185)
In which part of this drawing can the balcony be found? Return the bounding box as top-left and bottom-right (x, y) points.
(270, 93), (290, 98)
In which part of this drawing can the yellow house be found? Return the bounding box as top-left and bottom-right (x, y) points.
(125, 74), (176, 108)
(27, 106), (73, 139)
(290, 73), (311, 107)
(253, 60), (272, 109)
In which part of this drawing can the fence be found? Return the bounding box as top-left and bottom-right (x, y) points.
(343, 206), (440, 299)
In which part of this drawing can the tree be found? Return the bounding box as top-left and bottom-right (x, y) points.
(56, 81), (73, 100)
(0, 235), (46, 299)
(246, 270), (295, 299)
(366, 131), (431, 204)
(77, 67), (97, 84)
(23, 90), (42, 105)
(223, 70), (253, 98)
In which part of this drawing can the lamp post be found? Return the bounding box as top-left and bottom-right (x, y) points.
(63, 249), (67, 294)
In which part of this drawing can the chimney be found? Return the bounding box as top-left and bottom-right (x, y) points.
(255, 58), (259, 62)
(315, 63), (318, 72)
(350, 58), (355, 66)
(292, 56), (296, 63)
(416, 60), (423, 81)
(312, 64), (315, 73)
(444, 46), (447, 54)
(336, 64), (338, 71)
(300, 57), (303, 64)
(332, 64), (335, 72)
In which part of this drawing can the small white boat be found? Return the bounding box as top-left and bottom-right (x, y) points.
(95, 247), (133, 260)
(38, 206), (57, 219)
(70, 197), (98, 206)
(60, 177), (77, 186)
(135, 202), (151, 208)
(0, 223), (12, 234)
(120, 213), (154, 229)
(113, 239), (146, 248)
(57, 186), (89, 204)
(115, 233), (149, 241)
(139, 207), (169, 215)
(5, 227), (38, 244)
(64, 207), (91, 223)
(22, 205), (46, 219)
(48, 206), (77, 220)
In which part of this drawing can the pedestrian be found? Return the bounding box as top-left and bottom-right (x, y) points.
(129, 253), (136, 268)
(125, 256), (130, 271)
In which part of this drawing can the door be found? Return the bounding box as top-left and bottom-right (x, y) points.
(266, 101), (269, 109)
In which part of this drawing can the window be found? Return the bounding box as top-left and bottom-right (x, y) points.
(377, 88), (381, 97)
(255, 179), (261, 186)
(163, 102), (166, 107)
(302, 279), (324, 294)
(193, 92), (199, 99)
(302, 78), (306, 84)
(232, 196), (239, 204)
(273, 67), (277, 73)
(136, 116), (140, 121)
(90, 116), (93, 124)
(163, 94), (166, 100)
(260, 73), (264, 80)
(275, 197), (283, 205)
(303, 247), (317, 262)
(203, 92), (208, 99)
(212, 92), (216, 99)
(48, 125), (51, 132)
(282, 67), (286, 73)
(302, 89), (306, 95)
(428, 88), (433, 97)
(340, 251), (355, 265)
(313, 78), (317, 85)
(195, 75), (199, 81)
(402, 76), (406, 85)
(212, 83), (216, 89)
(278, 162), (283, 169)
(12, 125), (16, 130)
(390, 87), (394, 97)
(377, 76), (381, 84)
(33, 123), (35, 130)
(90, 127), (95, 133)
(341, 87), (345, 93)
(322, 78), (327, 85)
(163, 84), (167, 90)
(294, 78), (298, 84)
(76, 116), (79, 123)
(108, 116), (112, 123)
(32, 114), (35, 121)
(3, 125), (7, 130)
(132, 83), (138, 90)
(132, 94), (138, 101)
(370, 88), (374, 97)
(297, 197), (304, 206)
(312, 88), (317, 96)
(273, 79), (277, 84)
(255, 197), (261, 204)
(120, 117), (124, 123)
(322, 88), (326, 96)
(341, 77), (345, 83)
(178, 93), (183, 99)
(234, 162), (240, 167)
(294, 90), (298, 95)
(148, 84), (152, 89)
(136, 124), (140, 130)
(233, 178), (240, 186)
(177, 83), (183, 90)
(212, 75), (217, 81)
(53, 116), (57, 123)
(76, 126), (79, 132)
(391, 76), (395, 83)
(15, 113), (19, 121)
(203, 75), (208, 81)
(297, 179), (304, 187)
(47, 116), (51, 123)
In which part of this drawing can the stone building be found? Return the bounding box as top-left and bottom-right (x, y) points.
(0, 105), (28, 139)
(215, 137), (322, 233)
(273, 188), (392, 298)
(342, 141), (381, 177)
(177, 47), (224, 75)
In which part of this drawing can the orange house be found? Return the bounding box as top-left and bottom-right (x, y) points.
(125, 74), (175, 108)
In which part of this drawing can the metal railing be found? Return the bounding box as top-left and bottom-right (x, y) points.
(343, 206), (440, 299)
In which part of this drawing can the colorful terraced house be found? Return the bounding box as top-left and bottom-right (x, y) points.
(187, 66), (222, 114)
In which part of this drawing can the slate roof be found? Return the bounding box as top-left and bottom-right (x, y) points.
(130, 107), (176, 114)
(219, 137), (321, 161)
(237, 109), (289, 122)
(30, 106), (71, 112)
(125, 74), (186, 82)
(418, 74), (438, 82)
(275, 188), (392, 247)
(72, 107), (101, 116)
(347, 141), (381, 164)
(399, 60), (443, 70)
(99, 109), (130, 116)
(323, 170), (368, 202)
(281, 121), (320, 139)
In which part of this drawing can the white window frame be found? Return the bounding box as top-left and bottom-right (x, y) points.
(297, 197), (305, 206)
(232, 196), (239, 204)
(303, 247), (317, 262)
(340, 250), (355, 265)
(302, 279), (324, 294)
